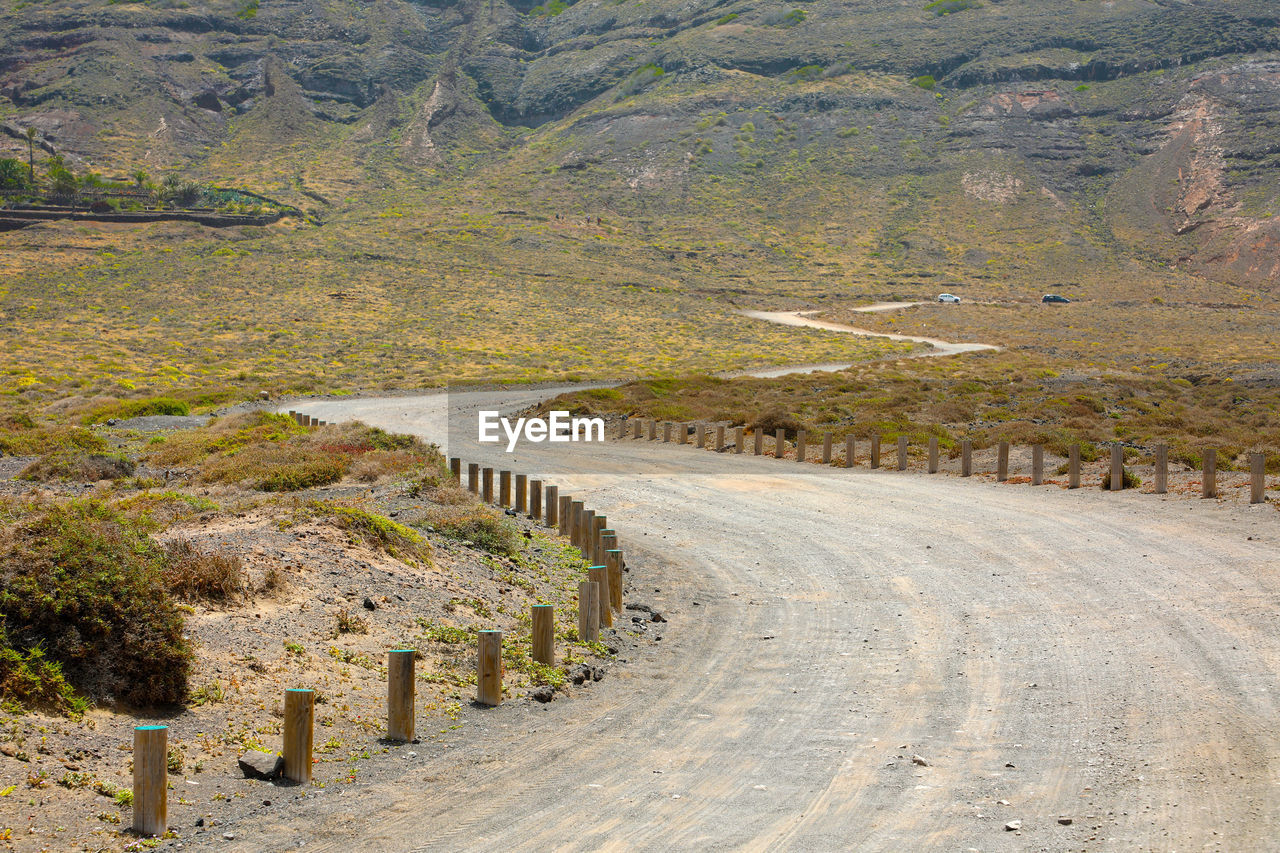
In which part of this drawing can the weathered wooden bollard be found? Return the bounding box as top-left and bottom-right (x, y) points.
(132, 725), (167, 836)
(694, 424), (704, 448)
(499, 470), (512, 507)
(775, 428), (786, 459)
(633, 419), (642, 439)
(578, 508), (594, 550)
(735, 426), (745, 454)
(468, 463), (479, 494)
(1202, 448), (1217, 498)
(482, 468), (494, 503)
(1154, 444), (1168, 495)
(588, 566), (612, 627)
(288, 410), (298, 423)
(531, 605), (555, 666)
(678, 424), (688, 445)
(845, 435), (855, 468)
(870, 435), (881, 469)
(648, 419), (657, 441)
(591, 516), (607, 563)
(1031, 444), (1043, 485)
(1109, 445), (1124, 492)
(283, 689), (314, 783)
(599, 532), (617, 570)
(796, 430), (806, 463)
(530, 480), (542, 519)
(476, 631), (503, 707)
(1251, 452), (1266, 504)
(515, 474), (527, 512)
(545, 485), (559, 529)
(578, 581), (600, 642)
(716, 425), (725, 451)
(928, 437), (939, 474)
(754, 429), (764, 456)
(663, 422), (672, 443)
(1069, 444), (1081, 489)
(997, 441), (1010, 482)
(822, 432), (833, 464)
(449, 457), (461, 481)
(387, 650), (415, 743)
(897, 436), (908, 471)
(618, 418), (628, 440)
(606, 549), (623, 613)
(558, 496), (572, 536)
(961, 439), (972, 477)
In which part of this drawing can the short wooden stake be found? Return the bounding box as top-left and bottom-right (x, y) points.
(467, 463), (479, 494)
(1250, 452), (1265, 504)
(545, 485), (559, 529)
(997, 441), (1009, 482)
(530, 479), (542, 519)
(578, 508), (594, 550)
(775, 428), (786, 459)
(633, 419), (642, 439)
(476, 631), (503, 707)
(618, 418), (628, 439)
(694, 424), (704, 448)
(387, 650), (415, 743)
(1110, 445), (1124, 492)
(648, 419), (657, 440)
(678, 424), (688, 445)
(754, 429), (764, 456)
(132, 725), (167, 837)
(870, 435), (881, 469)
(928, 437), (939, 474)
(606, 549), (623, 613)
(961, 440), (972, 478)
(716, 425), (725, 451)
(897, 436), (908, 471)
(845, 435), (855, 468)
(558, 496), (572, 536)
(1069, 444), (1081, 489)
(1202, 448), (1217, 498)
(283, 689), (314, 784)
(796, 430), (806, 463)
(822, 432), (833, 464)
(663, 422), (672, 443)
(735, 426), (744, 454)
(589, 566), (612, 627)
(531, 605), (554, 666)
(1154, 444), (1168, 495)
(499, 470), (512, 507)
(450, 457), (461, 481)
(578, 581), (599, 642)
(482, 467), (494, 503)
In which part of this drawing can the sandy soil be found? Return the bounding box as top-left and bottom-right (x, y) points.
(181, 389), (1280, 851)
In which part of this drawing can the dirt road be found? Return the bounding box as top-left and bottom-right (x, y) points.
(229, 391), (1280, 851)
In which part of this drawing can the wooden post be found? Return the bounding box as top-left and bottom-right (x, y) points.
(578, 508), (594, 550)
(467, 463), (479, 494)
(618, 418), (628, 439)
(663, 422), (672, 443)
(645, 419), (654, 440)
(606, 549), (623, 613)
(1202, 448), (1217, 498)
(695, 424), (706, 448)
(387, 650), (415, 743)
(754, 429), (764, 456)
(735, 426), (744, 454)
(716, 425), (725, 451)
(928, 437), (939, 474)
(592, 516), (606, 563)
(1110, 445), (1124, 492)
(1154, 444), (1168, 495)
(499, 470), (512, 507)
(822, 432), (833, 464)
(1068, 444), (1081, 489)
(678, 424), (688, 445)
(449, 457), (461, 481)
(1250, 452), (1266, 504)
(283, 689), (314, 784)
(476, 631), (503, 707)
(775, 428), (786, 459)
(845, 435), (855, 468)
(870, 435), (881, 469)
(529, 479), (542, 519)
(589, 566), (612, 627)
(131, 726), (167, 836)
(545, 485), (559, 529)
(961, 440), (972, 478)
(288, 410), (297, 422)
(633, 419), (642, 439)
(482, 467), (494, 503)
(997, 441), (1009, 482)
(515, 474), (527, 512)
(897, 436), (908, 471)
(1031, 444), (1043, 485)
(531, 605), (554, 666)
(578, 581), (599, 642)
(796, 430), (806, 463)
(558, 496), (572, 536)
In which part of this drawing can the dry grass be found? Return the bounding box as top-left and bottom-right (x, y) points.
(162, 538), (249, 603)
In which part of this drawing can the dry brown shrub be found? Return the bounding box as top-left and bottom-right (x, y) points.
(163, 539), (249, 603)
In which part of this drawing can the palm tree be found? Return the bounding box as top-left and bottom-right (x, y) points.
(24, 127), (36, 184)
(130, 168), (148, 188)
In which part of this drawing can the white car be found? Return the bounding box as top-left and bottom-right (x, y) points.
(937, 293), (961, 303)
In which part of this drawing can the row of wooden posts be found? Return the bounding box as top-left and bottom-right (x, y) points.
(623, 418), (1269, 502)
(130, 451), (624, 837)
(288, 410), (329, 428)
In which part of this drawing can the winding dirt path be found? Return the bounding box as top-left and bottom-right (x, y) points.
(219, 390), (1280, 852)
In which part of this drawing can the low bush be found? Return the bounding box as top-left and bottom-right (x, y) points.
(163, 539), (248, 603)
(83, 397), (190, 425)
(427, 506), (523, 557)
(19, 451), (135, 483)
(750, 409), (804, 441)
(308, 501), (433, 564)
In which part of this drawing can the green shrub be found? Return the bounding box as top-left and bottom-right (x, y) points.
(910, 75), (937, 90)
(714, 12), (738, 24)
(925, 0), (978, 14)
(0, 634), (86, 715)
(0, 500), (192, 707)
(778, 8), (806, 26)
(19, 451), (135, 483)
(311, 502), (432, 564)
(431, 510), (523, 557)
(83, 397), (190, 425)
